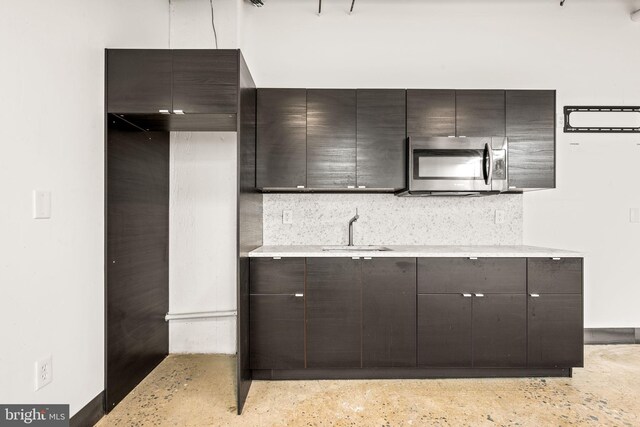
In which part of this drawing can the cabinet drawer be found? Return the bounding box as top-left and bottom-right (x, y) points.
(249, 258), (305, 294)
(528, 258), (583, 294)
(418, 258), (526, 294)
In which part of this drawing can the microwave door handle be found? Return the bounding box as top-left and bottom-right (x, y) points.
(484, 142), (494, 185)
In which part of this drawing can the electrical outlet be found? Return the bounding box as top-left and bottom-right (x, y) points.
(630, 208), (640, 223)
(35, 355), (52, 391)
(495, 209), (506, 224)
(282, 210), (293, 225)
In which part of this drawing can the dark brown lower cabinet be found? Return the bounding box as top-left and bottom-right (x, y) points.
(306, 258), (361, 368)
(249, 294), (305, 369)
(473, 294), (527, 367)
(417, 294), (472, 367)
(528, 294), (583, 368)
(418, 293), (526, 368)
(362, 258), (416, 367)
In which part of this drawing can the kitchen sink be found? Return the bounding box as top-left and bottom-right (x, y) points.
(321, 245), (391, 252)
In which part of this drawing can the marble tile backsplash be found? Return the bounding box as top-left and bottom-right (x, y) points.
(263, 193), (523, 246)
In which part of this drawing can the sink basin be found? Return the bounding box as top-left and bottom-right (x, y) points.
(322, 245), (391, 252)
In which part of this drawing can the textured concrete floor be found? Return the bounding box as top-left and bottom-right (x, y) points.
(96, 346), (639, 426)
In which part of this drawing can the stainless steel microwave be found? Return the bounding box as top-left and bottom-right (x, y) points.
(401, 136), (508, 196)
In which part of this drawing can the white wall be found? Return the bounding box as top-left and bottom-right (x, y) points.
(168, 0), (242, 353)
(169, 132), (237, 354)
(240, 0), (640, 327)
(0, 0), (169, 417)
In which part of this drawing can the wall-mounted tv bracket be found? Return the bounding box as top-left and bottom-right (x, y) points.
(563, 106), (640, 133)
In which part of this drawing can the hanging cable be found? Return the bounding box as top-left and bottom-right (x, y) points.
(350, 0), (355, 14)
(209, 0), (219, 49)
(318, 0), (322, 15)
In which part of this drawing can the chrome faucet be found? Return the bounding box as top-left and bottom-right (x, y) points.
(348, 209), (359, 246)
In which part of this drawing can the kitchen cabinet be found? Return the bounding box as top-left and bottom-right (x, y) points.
(106, 49), (240, 131)
(362, 258), (416, 367)
(250, 295), (305, 369)
(472, 294), (527, 367)
(417, 257), (526, 294)
(528, 257), (583, 367)
(506, 90), (556, 190)
(306, 90), (357, 189)
(249, 258), (305, 369)
(356, 89), (406, 190)
(172, 50), (238, 114)
(418, 293), (526, 368)
(456, 90), (506, 137)
(306, 257), (361, 368)
(417, 294), (472, 367)
(418, 258), (526, 368)
(407, 90), (456, 137)
(107, 49), (172, 114)
(256, 89), (307, 189)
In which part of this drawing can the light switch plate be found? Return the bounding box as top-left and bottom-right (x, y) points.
(630, 208), (639, 223)
(495, 209), (506, 224)
(33, 190), (51, 219)
(282, 210), (293, 225)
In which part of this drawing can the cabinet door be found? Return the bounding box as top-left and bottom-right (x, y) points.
(172, 50), (238, 114)
(456, 90), (505, 137)
(356, 89), (406, 190)
(250, 294), (305, 369)
(407, 90), (456, 137)
(528, 258), (582, 294)
(506, 90), (555, 189)
(472, 294), (526, 367)
(306, 258), (361, 368)
(250, 258), (304, 294)
(306, 90), (357, 188)
(417, 294), (472, 367)
(528, 294), (583, 368)
(107, 50), (172, 113)
(256, 89), (307, 189)
(418, 258), (526, 294)
(362, 258), (416, 367)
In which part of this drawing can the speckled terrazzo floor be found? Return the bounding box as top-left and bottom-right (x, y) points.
(95, 345), (640, 427)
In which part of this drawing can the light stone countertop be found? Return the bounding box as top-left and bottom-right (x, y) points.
(248, 245), (584, 258)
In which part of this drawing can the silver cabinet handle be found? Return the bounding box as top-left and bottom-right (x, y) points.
(462, 293), (473, 298)
(294, 293), (304, 298)
(159, 109), (170, 114)
(296, 185), (305, 189)
(475, 293), (485, 297)
(351, 256), (360, 260)
(552, 257), (562, 261)
(469, 257), (478, 260)
(530, 293), (540, 298)
(272, 257), (281, 260)
(363, 257), (372, 260)
(173, 109), (185, 115)
(347, 185), (355, 189)
(358, 186), (366, 189)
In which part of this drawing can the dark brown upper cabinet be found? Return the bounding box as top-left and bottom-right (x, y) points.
(456, 90), (506, 137)
(407, 90), (456, 137)
(362, 258), (416, 367)
(171, 50), (238, 114)
(356, 89), (406, 190)
(506, 90), (556, 190)
(256, 89), (307, 189)
(106, 49), (240, 131)
(306, 90), (357, 189)
(107, 49), (172, 114)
